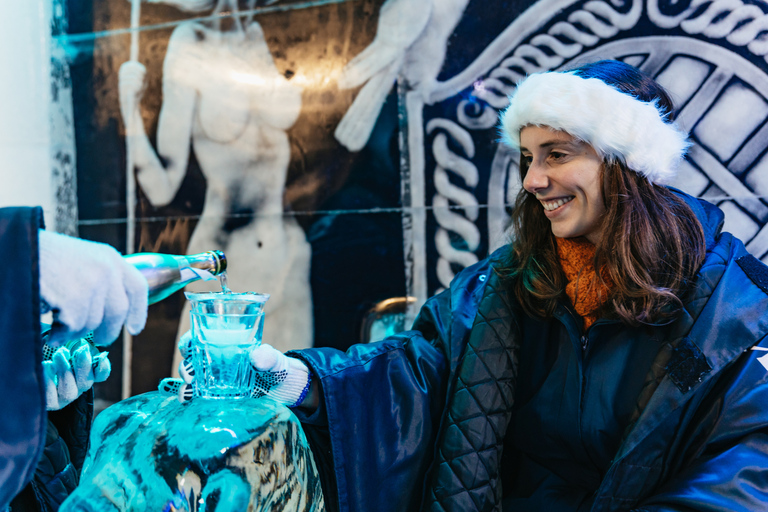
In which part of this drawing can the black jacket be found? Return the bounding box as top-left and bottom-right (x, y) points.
(10, 392), (93, 512)
(293, 193), (768, 512)
(0, 207), (93, 512)
(0, 207), (47, 510)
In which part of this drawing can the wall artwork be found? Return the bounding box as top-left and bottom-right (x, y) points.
(58, 0), (768, 402)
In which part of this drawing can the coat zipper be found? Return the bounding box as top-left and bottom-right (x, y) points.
(581, 334), (588, 352)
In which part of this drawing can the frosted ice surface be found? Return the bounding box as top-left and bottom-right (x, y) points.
(694, 81), (768, 161)
(668, 159), (709, 197)
(719, 200), (759, 242)
(60, 392), (325, 511)
(655, 56), (711, 110)
(745, 150), (768, 199)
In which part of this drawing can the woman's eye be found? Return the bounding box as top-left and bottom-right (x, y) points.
(550, 151), (567, 161)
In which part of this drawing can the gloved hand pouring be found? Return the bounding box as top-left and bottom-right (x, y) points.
(38, 229), (149, 410)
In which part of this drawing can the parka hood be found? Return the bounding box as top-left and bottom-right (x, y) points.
(670, 186), (724, 251)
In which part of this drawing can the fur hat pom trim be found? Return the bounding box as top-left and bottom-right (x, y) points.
(498, 71), (690, 185)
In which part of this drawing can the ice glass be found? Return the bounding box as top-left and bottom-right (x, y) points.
(186, 292), (269, 344)
(185, 291), (270, 314)
(190, 311), (264, 399)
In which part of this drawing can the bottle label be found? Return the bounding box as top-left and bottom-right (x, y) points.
(180, 267), (217, 284)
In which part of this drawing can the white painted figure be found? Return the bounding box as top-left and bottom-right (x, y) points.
(118, 0), (313, 377)
(334, 0), (470, 152)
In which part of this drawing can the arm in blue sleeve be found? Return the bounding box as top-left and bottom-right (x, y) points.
(290, 289), (456, 512)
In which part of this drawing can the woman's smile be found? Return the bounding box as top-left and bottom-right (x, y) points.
(540, 196), (574, 212)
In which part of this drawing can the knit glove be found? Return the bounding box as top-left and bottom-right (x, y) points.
(158, 332), (195, 403)
(158, 333), (311, 407)
(250, 344), (312, 407)
(43, 344), (110, 411)
(38, 229), (149, 347)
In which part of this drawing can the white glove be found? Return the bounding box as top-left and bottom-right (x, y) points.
(44, 345), (111, 410)
(250, 344), (311, 407)
(38, 229), (149, 346)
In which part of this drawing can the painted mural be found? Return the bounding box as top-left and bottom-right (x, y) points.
(117, 1), (314, 376)
(57, 0), (768, 403)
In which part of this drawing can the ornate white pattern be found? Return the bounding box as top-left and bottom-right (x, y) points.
(432, 0), (643, 106)
(426, 119), (480, 289)
(648, 0), (768, 60)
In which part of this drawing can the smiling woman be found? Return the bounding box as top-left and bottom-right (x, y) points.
(499, 60), (705, 328)
(206, 60), (768, 512)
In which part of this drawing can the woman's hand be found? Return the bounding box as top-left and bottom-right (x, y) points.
(249, 344), (313, 408)
(158, 331), (195, 402)
(159, 332), (315, 410)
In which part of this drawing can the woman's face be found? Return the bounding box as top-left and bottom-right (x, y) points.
(520, 125), (606, 244)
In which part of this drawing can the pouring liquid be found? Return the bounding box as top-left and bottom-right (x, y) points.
(219, 272), (232, 294)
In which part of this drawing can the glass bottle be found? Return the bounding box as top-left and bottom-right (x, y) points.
(125, 250), (227, 304)
(43, 250), (227, 361)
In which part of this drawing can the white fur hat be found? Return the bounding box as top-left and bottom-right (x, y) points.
(499, 71), (690, 185)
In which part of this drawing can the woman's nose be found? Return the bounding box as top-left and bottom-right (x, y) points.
(523, 161), (548, 193)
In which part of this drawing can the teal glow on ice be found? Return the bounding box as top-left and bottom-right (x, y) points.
(60, 392), (324, 511)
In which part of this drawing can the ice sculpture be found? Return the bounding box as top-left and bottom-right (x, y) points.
(60, 392), (324, 511)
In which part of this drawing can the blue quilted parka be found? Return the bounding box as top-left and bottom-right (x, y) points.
(292, 192), (768, 512)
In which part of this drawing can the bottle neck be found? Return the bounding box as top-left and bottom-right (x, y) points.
(181, 251), (226, 275)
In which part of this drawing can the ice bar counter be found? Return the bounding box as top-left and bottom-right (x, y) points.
(60, 288), (325, 511)
(60, 393), (324, 511)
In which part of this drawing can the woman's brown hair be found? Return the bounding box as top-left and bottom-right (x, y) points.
(497, 60), (706, 325)
(498, 158), (706, 325)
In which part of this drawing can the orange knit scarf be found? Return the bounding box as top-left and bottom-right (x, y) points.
(555, 237), (613, 330)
